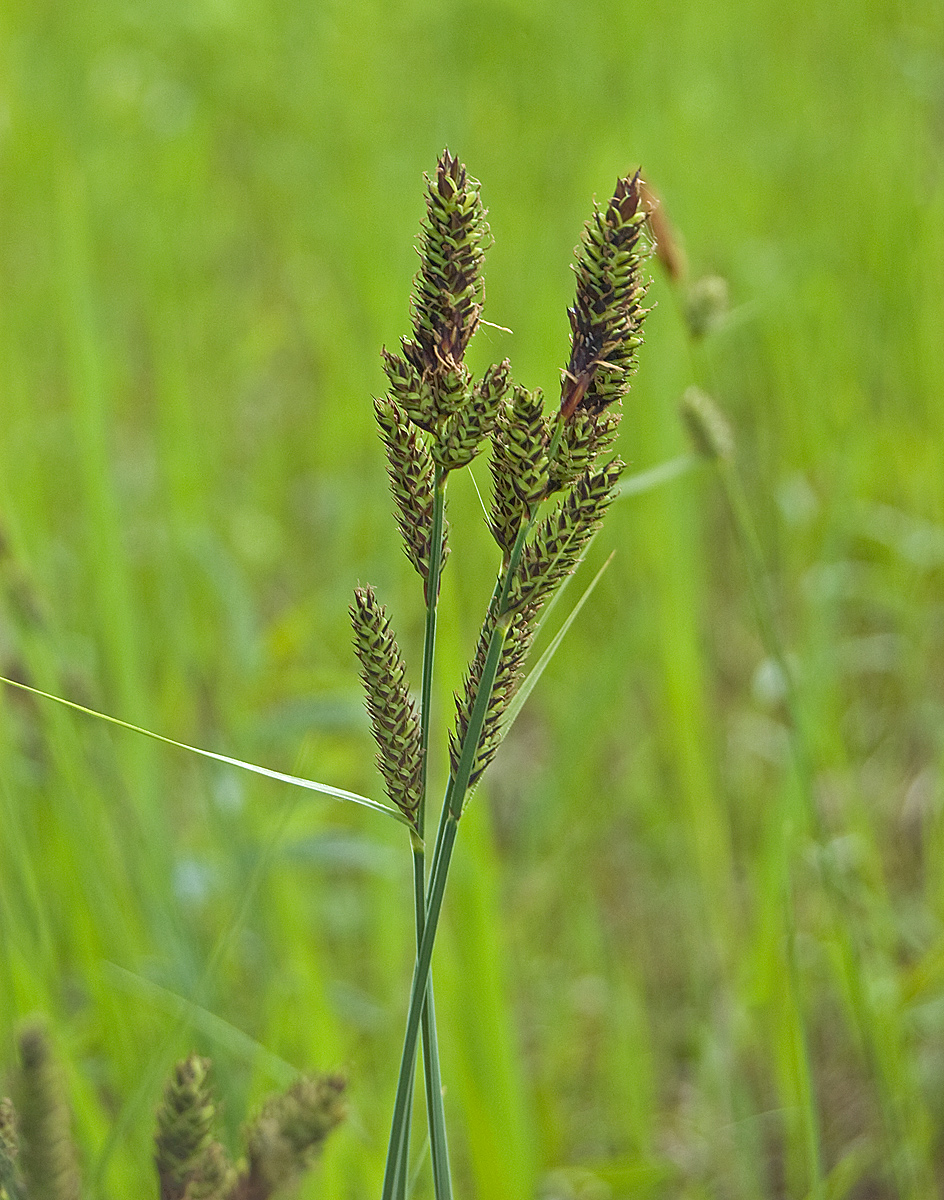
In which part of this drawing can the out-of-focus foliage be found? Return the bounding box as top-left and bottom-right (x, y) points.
(1, 0), (943, 1195)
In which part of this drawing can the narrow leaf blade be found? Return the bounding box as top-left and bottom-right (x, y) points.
(0, 676), (407, 825)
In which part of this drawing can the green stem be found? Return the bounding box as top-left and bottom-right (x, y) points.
(381, 816), (459, 1200)
(419, 469), (447, 837)
(382, 548), (523, 1196)
(390, 469), (451, 1199)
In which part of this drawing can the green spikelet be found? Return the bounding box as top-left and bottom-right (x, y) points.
(511, 457), (625, 614)
(373, 396), (447, 586)
(489, 385), (548, 555)
(547, 406), (620, 494)
(560, 171), (650, 422)
(154, 1055), (233, 1200)
(680, 386), (735, 461)
(238, 1074), (346, 1200)
(432, 359), (509, 472)
(449, 601), (538, 788)
(14, 1023), (80, 1200)
(451, 461), (623, 790)
(1, 1097), (24, 1200)
(380, 350), (439, 432)
(351, 586), (425, 833)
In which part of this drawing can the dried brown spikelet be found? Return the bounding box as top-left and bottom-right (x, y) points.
(640, 180), (688, 283)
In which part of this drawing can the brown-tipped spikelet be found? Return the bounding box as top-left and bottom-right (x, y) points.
(489, 385), (548, 555)
(351, 586), (425, 833)
(409, 150), (489, 375)
(451, 458), (624, 788)
(560, 171), (650, 422)
(373, 396), (447, 590)
(381, 349), (439, 433)
(155, 1055), (233, 1200)
(235, 1074), (346, 1200)
(680, 387), (735, 461)
(13, 1023), (80, 1200)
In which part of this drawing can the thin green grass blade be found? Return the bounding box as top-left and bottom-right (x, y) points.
(503, 551), (614, 733)
(103, 963), (299, 1085)
(0, 676), (406, 825)
(614, 453), (700, 500)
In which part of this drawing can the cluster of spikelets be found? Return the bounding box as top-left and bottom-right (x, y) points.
(352, 150), (650, 821)
(0, 1023), (345, 1200)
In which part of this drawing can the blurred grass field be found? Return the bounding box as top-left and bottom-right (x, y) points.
(2, 0), (944, 1195)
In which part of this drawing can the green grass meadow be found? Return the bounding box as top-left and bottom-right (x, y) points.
(2, 0), (944, 1195)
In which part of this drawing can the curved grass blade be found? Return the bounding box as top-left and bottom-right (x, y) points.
(614, 453), (700, 500)
(504, 551), (614, 733)
(0, 676), (408, 825)
(104, 962), (299, 1086)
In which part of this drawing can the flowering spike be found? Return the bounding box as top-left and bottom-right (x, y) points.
(240, 1074), (346, 1199)
(14, 1023), (81, 1200)
(411, 150), (490, 376)
(489, 385), (548, 554)
(511, 457), (625, 614)
(373, 396), (447, 584)
(154, 1055), (233, 1200)
(560, 170), (650, 422)
(350, 587), (425, 832)
(680, 387), (735, 461)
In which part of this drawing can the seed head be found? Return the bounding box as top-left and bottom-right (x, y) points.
(242, 1073), (346, 1199)
(350, 587), (425, 832)
(511, 457), (625, 614)
(684, 275), (729, 339)
(373, 396), (447, 592)
(680, 387), (735, 461)
(489, 385), (548, 555)
(560, 171), (650, 421)
(411, 150), (490, 374)
(547, 406), (620, 494)
(449, 600), (538, 788)
(154, 1055), (233, 1200)
(14, 1022), (81, 1200)
(431, 360), (507, 472)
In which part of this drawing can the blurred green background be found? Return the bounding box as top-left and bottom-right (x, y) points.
(1, 0), (943, 1196)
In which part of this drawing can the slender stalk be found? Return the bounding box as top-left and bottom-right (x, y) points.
(382, 522), (527, 1194)
(390, 469), (451, 1199)
(381, 816), (459, 1200)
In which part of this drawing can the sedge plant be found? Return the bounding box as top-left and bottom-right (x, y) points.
(349, 151), (651, 1197)
(0, 150), (653, 1196)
